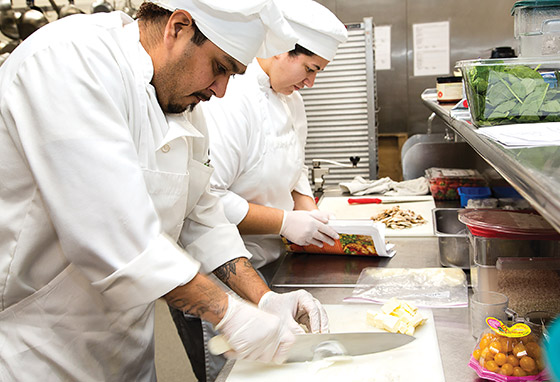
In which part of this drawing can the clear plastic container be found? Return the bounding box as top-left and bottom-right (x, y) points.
(467, 198), (499, 209)
(457, 57), (560, 127)
(425, 167), (487, 200)
(471, 263), (499, 292)
(458, 210), (560, 295)
(512, 0), (560, 56)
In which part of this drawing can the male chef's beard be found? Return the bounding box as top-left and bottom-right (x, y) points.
(166, 92), (211, 114)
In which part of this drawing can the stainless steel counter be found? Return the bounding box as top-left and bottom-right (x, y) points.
(216, 236), (479, 381)
(271, 238), (442, 287)
(421, 88), (560, 234)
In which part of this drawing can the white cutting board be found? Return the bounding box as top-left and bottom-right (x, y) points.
(225, 304), (445, 382)
(318, 196), (436, 237)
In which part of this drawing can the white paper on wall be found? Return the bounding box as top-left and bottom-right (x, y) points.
(413, 21), (450, 77)
(374, 25), (391, 70)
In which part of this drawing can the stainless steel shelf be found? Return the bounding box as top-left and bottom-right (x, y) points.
(421, 88), (560, 233)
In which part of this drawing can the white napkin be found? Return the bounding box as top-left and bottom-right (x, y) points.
(339, 176), (429, 196)
(385, 177), (430, 196)
(339, 176), (393, 195)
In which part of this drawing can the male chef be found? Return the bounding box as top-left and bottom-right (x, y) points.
(0, 0), (326, 380)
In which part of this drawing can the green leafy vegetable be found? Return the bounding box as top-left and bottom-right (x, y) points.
(463, 62), (560, 126)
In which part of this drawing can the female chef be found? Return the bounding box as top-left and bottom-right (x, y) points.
(169, 1), (348, 381)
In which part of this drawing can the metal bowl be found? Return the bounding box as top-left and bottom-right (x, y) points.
(17, 7), (48, 40)
(433, 208), (470, 269)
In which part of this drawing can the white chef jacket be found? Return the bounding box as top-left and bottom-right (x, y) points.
(0, 12), (248, 381)
(202, 60), (314, 269)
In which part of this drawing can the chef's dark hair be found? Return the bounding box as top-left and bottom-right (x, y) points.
(136, 2), (208, 46)
(288, 44), (315, 57)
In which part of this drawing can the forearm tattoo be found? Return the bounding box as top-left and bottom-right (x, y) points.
(213, 257), (252, 288)
(166, 282), (226, 318)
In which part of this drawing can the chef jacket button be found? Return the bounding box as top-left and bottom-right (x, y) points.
(161, 144), (171, 153)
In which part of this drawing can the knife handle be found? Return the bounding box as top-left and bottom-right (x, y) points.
(347, 198), (382, 204)
(208, 335), (230, 355)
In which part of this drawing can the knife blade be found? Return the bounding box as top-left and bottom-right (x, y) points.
(286, 332), (414, 362)
(208, 332), (414, 363)
(347, 198), (428, 205)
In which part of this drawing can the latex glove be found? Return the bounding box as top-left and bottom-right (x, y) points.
(280, 210), (339, 247)
(215, 294), (295, 364)
(258, 290), (329, 334)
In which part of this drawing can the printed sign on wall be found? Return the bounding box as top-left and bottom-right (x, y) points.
(413, 21), (450, 76)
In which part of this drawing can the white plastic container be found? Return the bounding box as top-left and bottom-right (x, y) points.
(512, 0), (560, 56)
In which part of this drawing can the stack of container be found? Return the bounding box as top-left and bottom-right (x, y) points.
(456, 1), (560, 128)
(458, 209), (560, 315)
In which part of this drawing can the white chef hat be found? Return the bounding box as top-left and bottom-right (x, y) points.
(150, 0), (298, 66)
(277, 0), (348, 62)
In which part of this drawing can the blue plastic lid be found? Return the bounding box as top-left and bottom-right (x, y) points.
(492, 186), (522, 199)
(457, 187), (491, 196)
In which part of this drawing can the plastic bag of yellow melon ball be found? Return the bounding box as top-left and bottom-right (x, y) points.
(468, 317), (550, 381)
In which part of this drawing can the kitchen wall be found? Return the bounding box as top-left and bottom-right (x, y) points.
(317, 0), (518, 137)
(5, 0), (517, 137)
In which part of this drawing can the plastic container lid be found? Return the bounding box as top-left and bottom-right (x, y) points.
(425, 167), (484, 181)
(512, 0), (560, 15)
(436, 76), (462, 84)
(456, 56), (560, 70)
(490, 46), (516, 59)
(458, 209), (560, 240)
(457, 187), (491, 197)
(491, 186), (522, 199)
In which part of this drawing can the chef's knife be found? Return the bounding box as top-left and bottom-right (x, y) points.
(208, 332), (414, 363)
(347, 198), (428, 205)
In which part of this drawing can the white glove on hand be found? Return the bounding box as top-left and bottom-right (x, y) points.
(215, 294), (295, 364)
(258, 290), (329, 334)
(280, 210), (339, 247)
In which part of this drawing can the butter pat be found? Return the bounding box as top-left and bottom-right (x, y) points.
(381, 299), (401, 315)
(366, 298), (426, 335)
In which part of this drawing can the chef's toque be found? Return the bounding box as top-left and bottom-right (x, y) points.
(149, 0), (298, 66)
(277, 0), (348, 62)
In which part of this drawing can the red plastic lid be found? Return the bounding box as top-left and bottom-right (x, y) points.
(458, 209), (560, 240)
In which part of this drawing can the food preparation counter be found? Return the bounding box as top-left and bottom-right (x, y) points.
(216, 234), (479, 381)
(421, 88), (560, 234)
